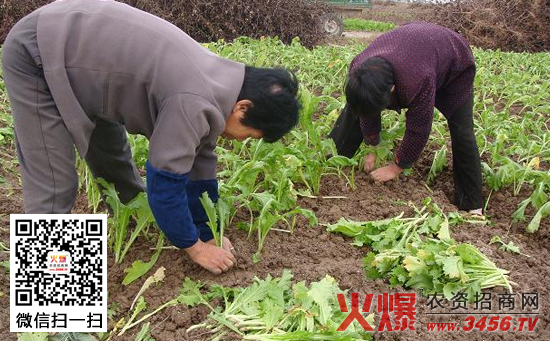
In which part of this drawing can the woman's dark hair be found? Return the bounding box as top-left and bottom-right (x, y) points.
(344, 57), (394, 116)
(238, 66), (300, 142)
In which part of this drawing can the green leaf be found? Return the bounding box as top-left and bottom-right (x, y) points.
(1, 260), (9, 273)
(443, 282), (462, 300)
(455, 244), (485, 264)
(307, 275), (341, 326)
(363, 253), (383, 280)
(243, 330), (370, 340)
(123, 260), (151, 285)
(389, 266), (409, 287)
(490, 235), (523, 255)
(261, 298), (285, 329)
(200, 192), (219, 246)
(406, 272), (434, 291)
(489, 235), (503, 245)
(427, 145), (447, 184)
(107, 302), (120, 320)
(464, 281), (482, 302)
(288, 207), (318, 227)
(18, 333), (49, 341)
(135, 322), (156, 341)
(374, 252), (402, 275)
(437, 217), (451, 241)
(50, 333), (98, 341)
(122, 296), (148, 333)
(292, 281), (311, 307)
(439, 256), (463, 279)
(177, 278), (205, 307)
(133, 296), (148, 317)
(500, 241), (521, 255)
(527, 201), (550, 233)
(402, 256), (426, 273)
(217, 197), (231, 230)
(252, 253), (261, 263)
(326, 155), (357, 168)
(531, 182), (548, 209)
(96, 178), (122, 215)
(122, 235), (164, 285)
(512, 198), (531, 222)
(326, 218), (364, 237)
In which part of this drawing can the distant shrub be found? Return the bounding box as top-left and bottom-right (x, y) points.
(422, 0), (550, 52)
(0, 0), (333, 48)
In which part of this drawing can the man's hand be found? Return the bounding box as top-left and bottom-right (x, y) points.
(184, 240), (236, 275)
(206, 237), (235, 255)
(364, 154), (376, 173)
(371, 163), (403, 182)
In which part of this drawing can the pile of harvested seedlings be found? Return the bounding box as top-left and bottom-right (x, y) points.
(0, 0), (332, 47)
(421, 0), (550, 52)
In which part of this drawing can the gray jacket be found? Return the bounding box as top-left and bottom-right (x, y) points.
(36, 0), (245, 179)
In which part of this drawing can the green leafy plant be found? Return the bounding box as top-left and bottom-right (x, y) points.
(74, 160), (103, 213)
(0, 240), (9, 252)
(97, 179), (158, 264)
(0, 126), (14, 146)
(118, 278), (211, 336)
(246, 192), (317, 263)
(343, 18), (396, 32)
(107, 302), (121, 320)
(200, 192), (232, 248)
(18, 333), (49, 341)
(526, 201), (550, 233)
(250, 193), (283, 262)
(122, 235), (164, 286)
(489, 235), (529, 256)
(135, 323), (156, 341)
(512, 180), (550, 232)
(50, 333), (97, 341)
(327, 200), (514, 300)
(188, 270), (372, 340)
(427, 145), (447, 184)
(1, 259), (9, 273)
(128, 135), (150, 169)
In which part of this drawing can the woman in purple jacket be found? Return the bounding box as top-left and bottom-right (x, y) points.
(333, 22), (483, 214)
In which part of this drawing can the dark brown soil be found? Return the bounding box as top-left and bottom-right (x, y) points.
(1, 142), (549, 341)
(0, 149), (22, 337)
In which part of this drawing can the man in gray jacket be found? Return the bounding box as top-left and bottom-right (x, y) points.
(2, 0), (300, 274)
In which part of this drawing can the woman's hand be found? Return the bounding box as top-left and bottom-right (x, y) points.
(370, 163), (403, 182)
(364, 154), (376, 173)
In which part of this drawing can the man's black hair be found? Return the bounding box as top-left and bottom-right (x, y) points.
(238, 66), (300, 142)
(344, 57), (394, 117)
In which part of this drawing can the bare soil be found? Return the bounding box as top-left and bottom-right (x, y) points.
(342, 31), (382, 42)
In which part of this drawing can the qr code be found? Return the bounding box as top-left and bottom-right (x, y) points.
(10, 214), (107, 332)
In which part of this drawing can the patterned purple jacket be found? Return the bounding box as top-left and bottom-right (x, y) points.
(351, 22), (475, 168)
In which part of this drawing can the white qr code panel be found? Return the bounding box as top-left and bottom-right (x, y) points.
(10, 214), (107, 332)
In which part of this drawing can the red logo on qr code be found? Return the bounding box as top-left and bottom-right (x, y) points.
(10, 214), (107, 332)
(47, 252), (71, 273)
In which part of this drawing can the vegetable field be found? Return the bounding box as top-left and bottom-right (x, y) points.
(1, 35), (550, 341)
(343, 19), (396, 32)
